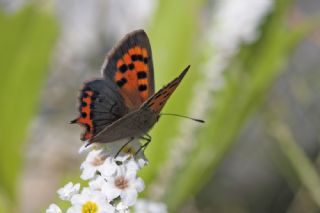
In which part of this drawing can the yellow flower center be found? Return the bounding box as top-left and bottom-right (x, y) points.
(82, 201), (98, 213)
(91, 154), (107, 166)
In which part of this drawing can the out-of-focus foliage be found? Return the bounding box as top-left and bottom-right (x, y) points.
(0, 4), (58, 210)
(145, 0), (316, 210)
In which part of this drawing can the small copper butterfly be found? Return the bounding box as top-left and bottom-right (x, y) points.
(71, 29), (190, 146)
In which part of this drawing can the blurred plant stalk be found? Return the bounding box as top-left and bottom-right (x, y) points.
(270, 121), (320, 209)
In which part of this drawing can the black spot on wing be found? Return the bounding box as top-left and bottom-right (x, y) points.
(138, 84), (147, 91)
(81, 102), (87, 107)
(137, 71), (147, 79)
(116, 78), (127, 87)
(119, 64), (128, 73)
(128, 63), (135, 70)
(137, 55), (143, 61)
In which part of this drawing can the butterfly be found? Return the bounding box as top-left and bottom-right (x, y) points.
(71, 29), (190, 146)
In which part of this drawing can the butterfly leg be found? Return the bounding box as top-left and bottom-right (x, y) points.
(145, 133), (151, 141)
(115, 137), (134, 158)
(135, 134), (152, 155)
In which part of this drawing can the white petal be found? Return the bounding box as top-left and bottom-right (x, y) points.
(100, 157), (117, 177)
(126, 158), (139, 172)
(137, 158), (148, 168)
(134, 177), (145, 192)
(70, 193), (83, 205)
(101, 182), (121, 201)
(116, 202), (129, 213)
(124, 160), (139, 180)
(125, 171), (136, 181)
(96, 200), (116, 213)
(89, 176), (106, 191)
(121, 188), (138, 206)
(46, 204), (62, 213)
(80, 166), (96, 180)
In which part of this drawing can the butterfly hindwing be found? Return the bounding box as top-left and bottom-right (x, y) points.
(143, 65), (190, 114)
(70, 79), (129, 141)
(101, 30), (154, 110)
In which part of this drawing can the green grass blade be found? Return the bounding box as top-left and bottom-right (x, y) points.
(271, 122), (320, 208)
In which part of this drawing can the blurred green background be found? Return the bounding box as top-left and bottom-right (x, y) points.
(0, 0), (319, 212)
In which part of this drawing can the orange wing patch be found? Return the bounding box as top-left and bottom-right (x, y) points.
(114, 46), (151, 107)
(145, 65), (190, 114)
(70, 89), (95, 140)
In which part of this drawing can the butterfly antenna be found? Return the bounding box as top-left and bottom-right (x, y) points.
(160, 113), (205, 123)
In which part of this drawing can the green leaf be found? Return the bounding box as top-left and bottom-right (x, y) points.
(0, 5), (58, 204)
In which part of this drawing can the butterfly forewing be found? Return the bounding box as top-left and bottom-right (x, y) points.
(101, 30), (155, 110)
(143, 65), (190, 114)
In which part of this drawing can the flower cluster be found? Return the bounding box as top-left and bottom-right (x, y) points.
(46, 139), (166, 213)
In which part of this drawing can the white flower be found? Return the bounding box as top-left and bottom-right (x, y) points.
(67, 188), (114, 213)
(57, 182), (80, 201)
(46, 203), (62, 213)
(101, 158), (144, 206)
(80, 149), (108, 180)
(134, 199), (168, 213)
